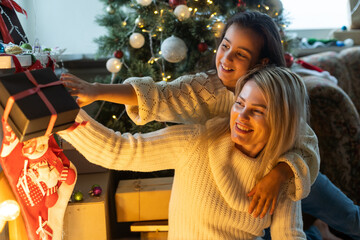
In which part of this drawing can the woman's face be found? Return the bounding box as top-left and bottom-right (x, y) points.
(230, 80), (270, 157)
(216, 25), (264, 91)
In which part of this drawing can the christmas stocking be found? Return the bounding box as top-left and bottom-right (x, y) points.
(0, 119), (77, 240)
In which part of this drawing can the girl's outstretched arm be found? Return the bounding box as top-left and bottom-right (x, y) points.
(124, 71), (231, 125)
(60, 73), (138, 107)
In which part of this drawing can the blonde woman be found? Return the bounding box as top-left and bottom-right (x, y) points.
(59, 66), (307, 239)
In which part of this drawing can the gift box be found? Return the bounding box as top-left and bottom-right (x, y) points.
(0, 1), (28, 45)
(115, 177), (173, 222)
(0, 54), (31, 70)
(333, 29), (360, 45)
(0, 67), (79, 142)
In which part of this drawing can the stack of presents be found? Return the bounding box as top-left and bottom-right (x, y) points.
(0, 1), (173, 240)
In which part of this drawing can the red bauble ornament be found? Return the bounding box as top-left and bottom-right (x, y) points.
(114, 50), (123, 59)
(197, 42), (208, 53)
(237, 0), (246, 7)
(169, 0), (187, 8)
(284, 52), (294, 68)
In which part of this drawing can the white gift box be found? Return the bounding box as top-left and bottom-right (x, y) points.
(0, 55), (31, 69)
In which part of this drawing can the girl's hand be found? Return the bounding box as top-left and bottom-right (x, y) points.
(60, 73), (99, 107)
(247, 162), (293, 218)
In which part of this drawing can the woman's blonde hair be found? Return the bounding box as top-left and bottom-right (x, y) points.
(234, 66), (309, 180)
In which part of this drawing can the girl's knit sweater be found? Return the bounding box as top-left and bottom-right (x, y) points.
(60, 111), (305, 240)
(123, 71), (319, 201)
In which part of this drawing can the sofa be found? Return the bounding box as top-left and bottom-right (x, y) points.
(297, 46), (360, 205)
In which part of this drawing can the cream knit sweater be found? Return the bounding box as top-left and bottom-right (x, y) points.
(124, 71), (320, 201)
(60, 111), (306, 240)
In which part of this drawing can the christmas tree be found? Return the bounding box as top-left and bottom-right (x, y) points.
(92, 0), (287, 133)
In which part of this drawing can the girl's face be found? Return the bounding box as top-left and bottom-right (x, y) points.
(230, 80), (270, 157)
(216, 25), (264, 91)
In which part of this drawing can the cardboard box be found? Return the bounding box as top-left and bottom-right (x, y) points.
(63, 172), (110, 240)
(115, 177), (173, 222)
(333, 29), (360, 45)
(0, 68), (79, 142)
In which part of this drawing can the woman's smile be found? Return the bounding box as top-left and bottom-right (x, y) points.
(235, 122), (253, 133)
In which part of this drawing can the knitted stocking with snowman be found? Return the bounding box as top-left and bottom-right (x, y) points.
(0, 119), (77, 240)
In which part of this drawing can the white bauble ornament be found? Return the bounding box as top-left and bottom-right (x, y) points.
(161, 36), (188, 63)
(129, 33), (145, 49)
(344, 38), (354, 47)
(212, 21), (225, 38)
(106, 58), (122, 73)
(136, 0), (152, 6)
(106, 5), (115, 14)
(174, 5), (190, 21)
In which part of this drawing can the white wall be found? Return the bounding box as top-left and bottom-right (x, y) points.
(282, 0), (350, 30)
(16, 0), (107, 55)
(14, 0), (348, 56)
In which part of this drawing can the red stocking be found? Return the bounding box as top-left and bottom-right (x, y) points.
(0, 119), (77, 240)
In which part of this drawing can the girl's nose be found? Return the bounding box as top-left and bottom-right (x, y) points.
(223, 51), (234, 62)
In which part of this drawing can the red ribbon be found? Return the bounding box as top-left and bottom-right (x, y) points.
(0, 0), (27, 17)
(3, 70), (62, 137)
(0, 13), (13, 43)
(63, 121), (89, 133)
(296, 59), (324, 73)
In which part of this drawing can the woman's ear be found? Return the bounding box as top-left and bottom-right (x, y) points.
(260, 58), (269, 65)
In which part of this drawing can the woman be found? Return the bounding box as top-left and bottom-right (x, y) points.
(59, 66), (307, 239)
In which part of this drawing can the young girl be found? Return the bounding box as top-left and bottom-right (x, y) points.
(59, 66), (307, 239)
(61, 11), (360, 239)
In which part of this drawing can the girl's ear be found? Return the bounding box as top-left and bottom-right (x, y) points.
(260, 58), (269, 65)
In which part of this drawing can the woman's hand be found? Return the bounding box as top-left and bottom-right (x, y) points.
(247, 162), (293, 218)
(60, 73), (99, 107)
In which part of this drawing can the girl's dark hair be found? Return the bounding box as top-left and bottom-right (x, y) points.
(219, 11), (286, 67)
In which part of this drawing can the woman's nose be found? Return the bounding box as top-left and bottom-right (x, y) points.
(238, 108), (250, 120)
